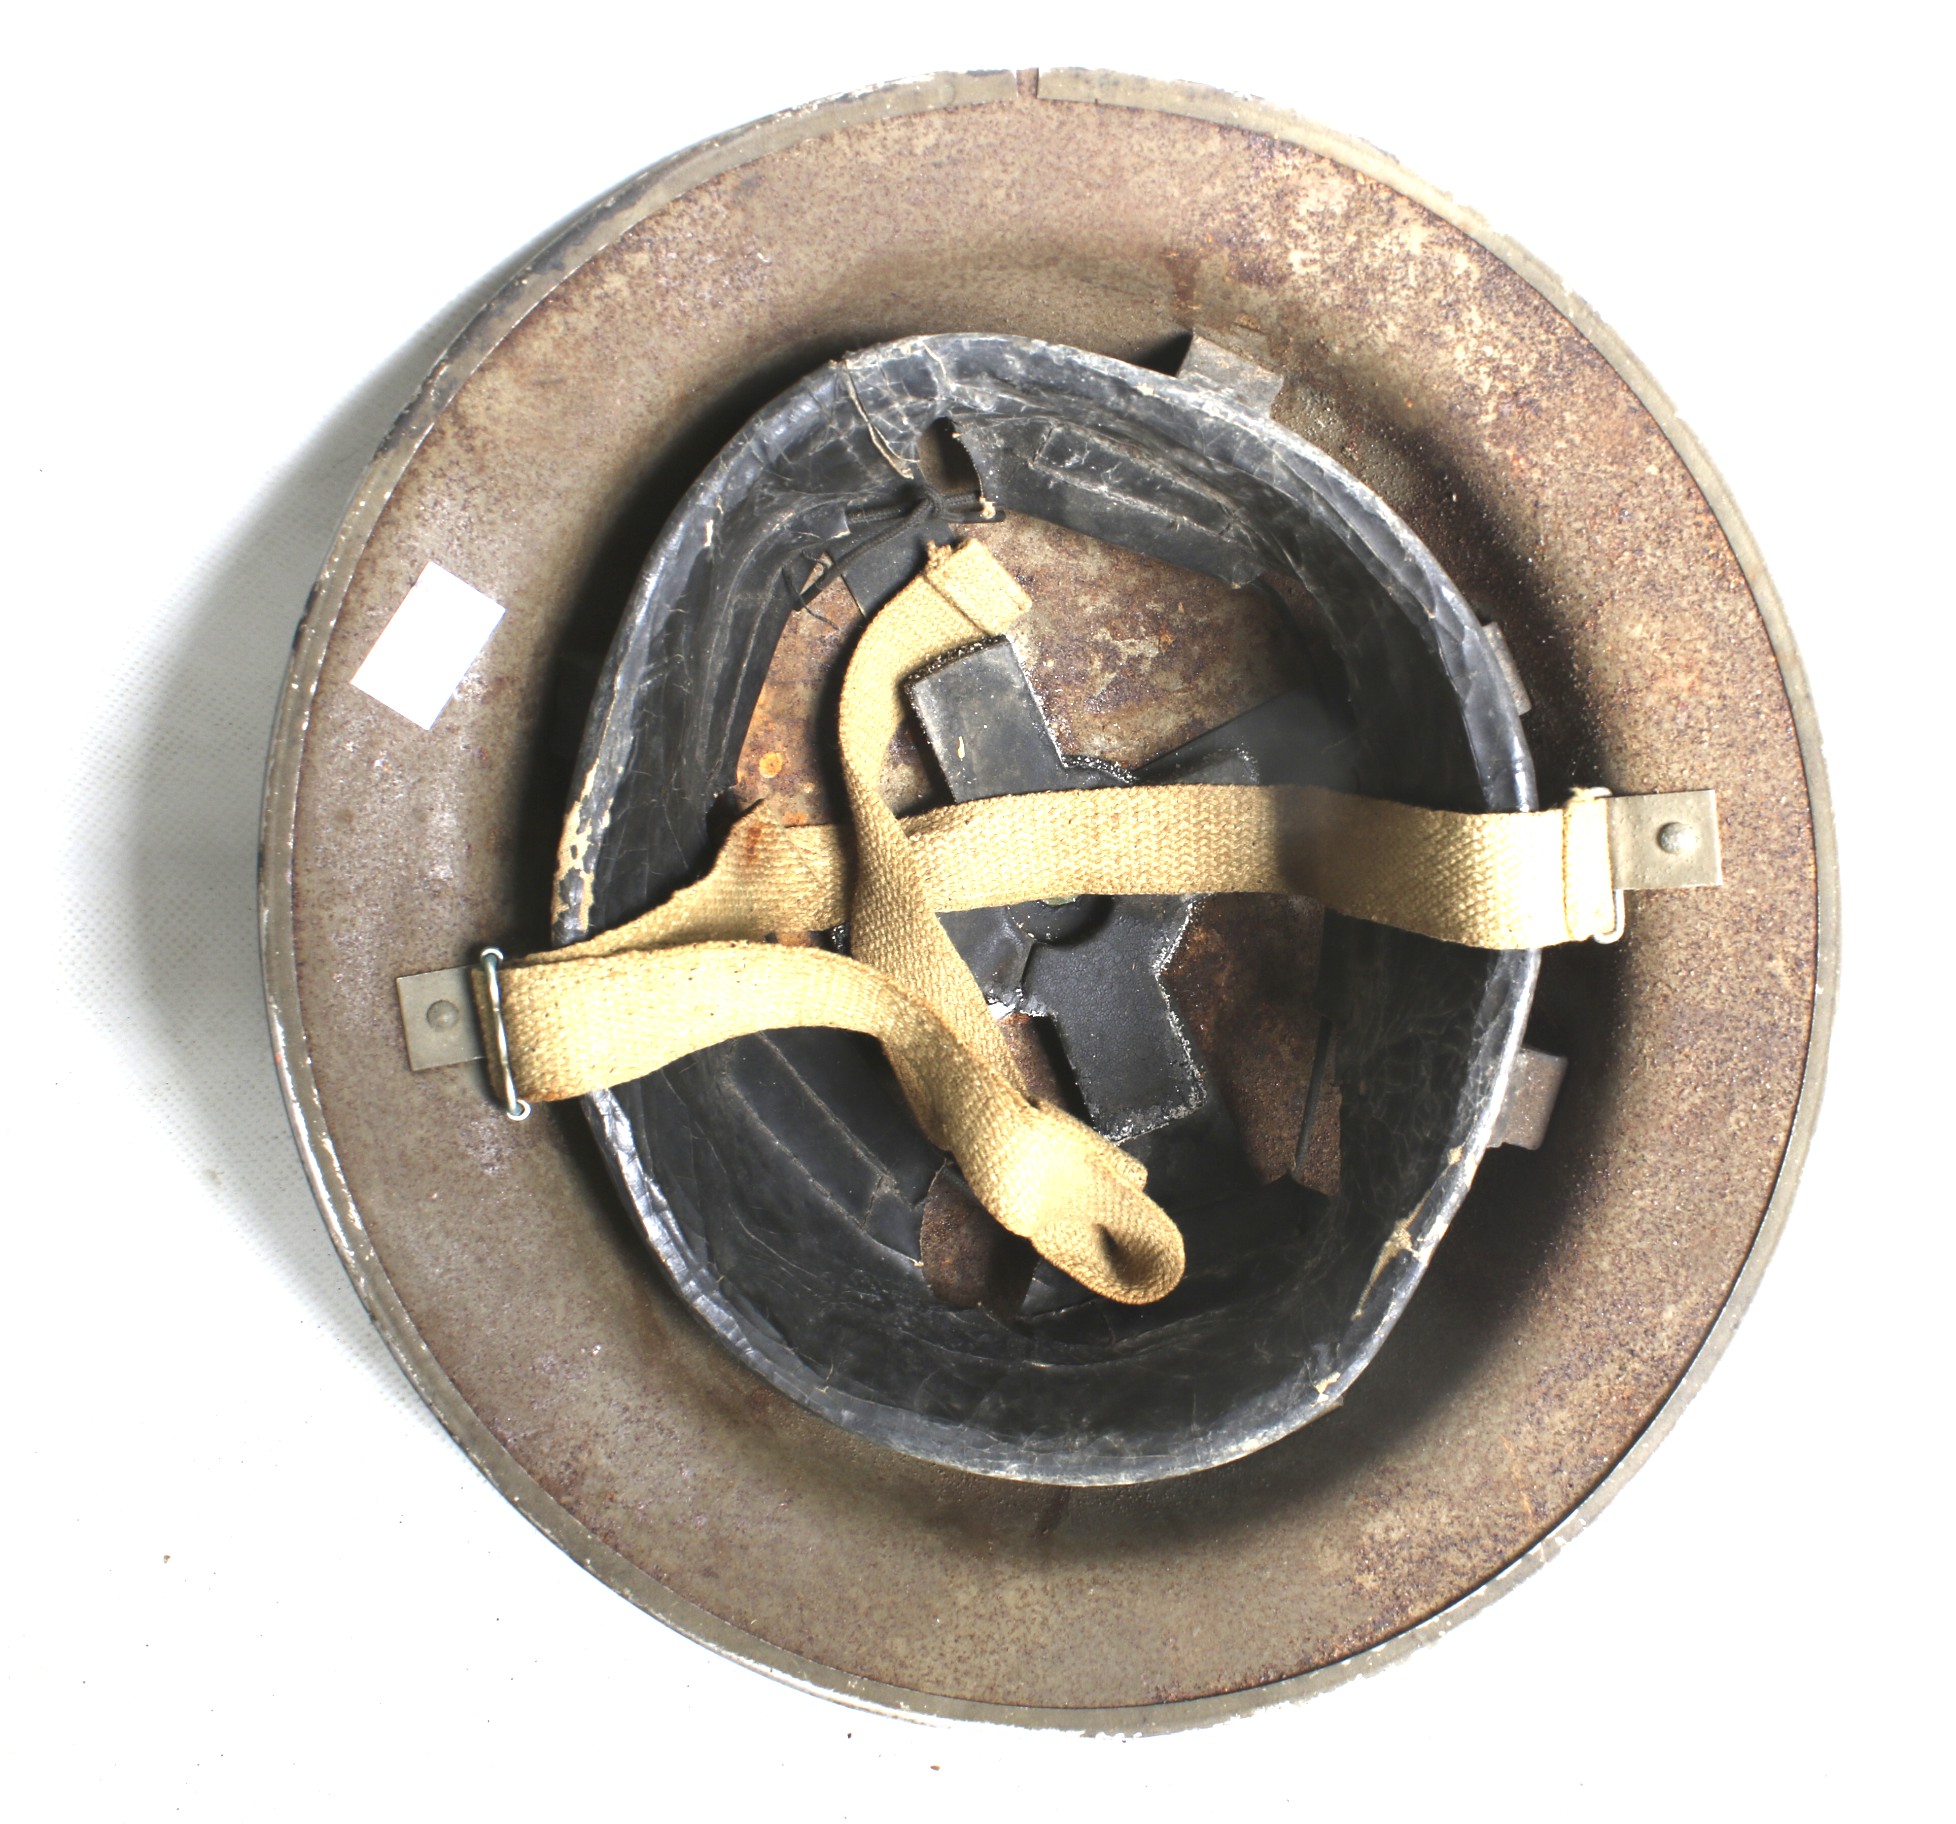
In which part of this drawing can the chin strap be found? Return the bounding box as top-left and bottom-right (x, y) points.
(480, 539), (1720, 1305)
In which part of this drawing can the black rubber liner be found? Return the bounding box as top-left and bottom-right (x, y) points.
(557, 334), (1538, 1484)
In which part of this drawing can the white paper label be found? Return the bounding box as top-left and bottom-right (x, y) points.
(349, 562), (506, 730)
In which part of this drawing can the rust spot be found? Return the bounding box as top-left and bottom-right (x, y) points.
(730, 573), (856, 826)
(1165, 894), (1329, 1184)
(995, 1010), (1071, 1111)
(919, 1166), (1035, 1316)
(732, 570), (943, 825)
(983, 516), (1313, 769)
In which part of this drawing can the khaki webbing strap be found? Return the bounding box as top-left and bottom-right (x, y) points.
(906, 780), (1618, 950)
(539, 780), (1618, 959)
(496, 540), (1626, 1304)
(832, 540), (1031, 1125)
(498, 941), (1168, 1298)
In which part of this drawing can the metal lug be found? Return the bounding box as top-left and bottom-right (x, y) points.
(396, 967), (484, 1070)
(1607, 790), (1723, 891)
(1177, 336), (1285, 415)
(1491, 1046), (1568, 1150)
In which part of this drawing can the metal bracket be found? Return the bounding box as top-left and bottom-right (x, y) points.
(396, 967), (484, 1071)
(395, 956), (528, 1123)
(1491, 1046), (1568, 1150)
(1608, 790), (1723, 891)
(1176, 336), (1285, 416)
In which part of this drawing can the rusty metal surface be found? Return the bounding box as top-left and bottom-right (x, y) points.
(263, 71), (1829, 1723)
(986, 515), (1312, 769)
(1163, 893), (1327, 1184)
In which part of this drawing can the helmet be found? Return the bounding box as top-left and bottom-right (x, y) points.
(264, 73), (1830, 1724)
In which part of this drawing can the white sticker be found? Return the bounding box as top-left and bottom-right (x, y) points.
(349, 562), (506, 730)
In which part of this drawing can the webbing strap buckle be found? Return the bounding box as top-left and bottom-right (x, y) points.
(475, 947), (530, 1122)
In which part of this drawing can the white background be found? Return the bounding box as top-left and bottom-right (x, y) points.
(5, 4), (1947, 1815)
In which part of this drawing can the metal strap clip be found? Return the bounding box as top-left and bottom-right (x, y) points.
(476, 947), (531, 1122)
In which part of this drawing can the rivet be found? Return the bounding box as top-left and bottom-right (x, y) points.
(426, 998), (461, 1030)
(1656, 820), (1698, 856)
